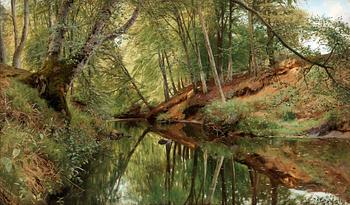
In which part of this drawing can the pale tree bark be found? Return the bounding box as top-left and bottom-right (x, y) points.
(158, 49), (170, 102)
(12, 0), (29, 68)
(197, 44), (208, 94)
(207, 156), (225, 205)
(198, 6), (226, 102)
(164, 51), (178, 95)
(247, 0), (258, 75)
(0, 3), (6, 64)
(227, 0), (234, 82)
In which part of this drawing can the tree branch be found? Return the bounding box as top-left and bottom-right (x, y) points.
(231, 0), (333, 70)
(103, 6), (140, 42)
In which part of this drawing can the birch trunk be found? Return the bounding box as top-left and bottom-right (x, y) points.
(198, 6), (226, 102)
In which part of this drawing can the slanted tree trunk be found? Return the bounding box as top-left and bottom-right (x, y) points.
(227, 1), (234, 82)
(207, 156), (225, 205)
(12, 0), (29, 68)
(0, 3), (6, 64)
(248, 0), (258, 75)
(120, 61), (151, 110)
(198, 6), (226, 103)
(158, 50), (170, 102)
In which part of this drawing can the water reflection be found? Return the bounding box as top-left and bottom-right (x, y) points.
(61, 123), (350, 205)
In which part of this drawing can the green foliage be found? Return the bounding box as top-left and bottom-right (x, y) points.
(237, 116), (281, 137)
(204, 100), (251, 124)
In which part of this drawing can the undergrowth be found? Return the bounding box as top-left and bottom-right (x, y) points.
(203, 66), (347, 137)
(0, 79), (112, 203)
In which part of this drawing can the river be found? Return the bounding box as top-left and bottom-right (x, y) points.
(58, 122), (350, 205)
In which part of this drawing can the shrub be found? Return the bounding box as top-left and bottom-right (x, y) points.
(204, 100), (251, 125)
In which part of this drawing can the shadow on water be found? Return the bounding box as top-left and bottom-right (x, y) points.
(59, 122), (350, 205)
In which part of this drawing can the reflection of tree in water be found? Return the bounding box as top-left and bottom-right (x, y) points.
(63, 124), (350, 205)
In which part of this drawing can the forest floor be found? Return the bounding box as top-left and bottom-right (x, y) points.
(148, 58), (350, 138)
(0, 65), (114, 204)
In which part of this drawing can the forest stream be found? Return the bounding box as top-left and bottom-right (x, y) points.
(54, 122), (350, 205)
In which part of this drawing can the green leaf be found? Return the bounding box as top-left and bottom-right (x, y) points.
(12, 149), (21, 159)
(1, 157), (13, 173)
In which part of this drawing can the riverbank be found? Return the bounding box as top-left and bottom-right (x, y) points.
(0, 66), (113, 204)
(146, 59), (350, 138)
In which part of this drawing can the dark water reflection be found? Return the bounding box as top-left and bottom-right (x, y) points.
(62, 123), (350, 205)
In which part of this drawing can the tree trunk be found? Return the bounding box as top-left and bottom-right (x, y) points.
(207, 156), (224, 205)
(119, 60), (151, 110)
(249, 168), (258, 205)
(271, 178), (278, 205)
(231, 158), (236, 205)
(159, 50), (170, 102)
(184, 148), (199, 205)
(197, 44), (208, 94)
(202, 150), (208, 204)
(221, 162), (227, 205)
(12, 0), (29, 68)
(11, 0), (18, 50)
(248, 0), (258, 76)
(264, 0), (275, 67)
(0, 3), (6, 64)
(198, 6), (226, 103)
(216, 2), (225, 83)
(266, 27), (275, 67)
(226, 1), (234, 82)
(164, 51), (178, 95)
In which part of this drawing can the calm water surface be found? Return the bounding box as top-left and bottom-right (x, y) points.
(61, 123), (350, 205)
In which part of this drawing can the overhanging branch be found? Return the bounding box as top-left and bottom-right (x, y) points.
(231, 0), (332, 70)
